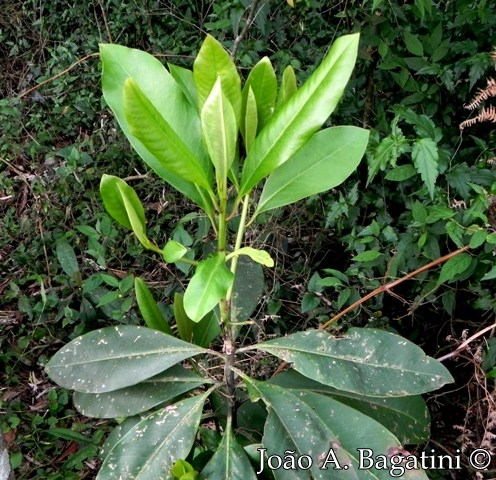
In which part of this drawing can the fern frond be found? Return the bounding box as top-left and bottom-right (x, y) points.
(464, 78), (496, 110)
(460, 105), (496, 130)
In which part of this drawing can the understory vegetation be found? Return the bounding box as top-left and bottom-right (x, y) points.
(2, 0), (496, 478)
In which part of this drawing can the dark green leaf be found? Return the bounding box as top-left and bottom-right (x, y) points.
(135, 277), (173, 334)
(74, 365), (210, 418)
(97, 393), (208, 479)
(253, 328), (453, 396)
(201, 426), (257, 480)
(46, 325), (205, 393)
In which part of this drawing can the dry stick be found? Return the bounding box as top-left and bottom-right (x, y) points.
(437, 322), (496, 362)
(320, 245), (471, 330)
(272, 245), (470, 377)
(19, 53), (100, 99)
(231, 0), (261, 60)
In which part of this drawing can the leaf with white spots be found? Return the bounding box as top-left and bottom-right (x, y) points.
(201, 425), (257, 479)
(247, 379), (428, 479)
(254, 328), (453, 396)
(97, 393), (208, 479)
(46, 325), (205, 393)
(271, 370), (430, 444)
(74, 364), (211, 418)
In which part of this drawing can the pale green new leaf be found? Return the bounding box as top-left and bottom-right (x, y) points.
(46, 325), (205, 393)
(271, 370), (430, 444)
(201, 426), (257, 480)
(97, 393), (208, 479)
(193, 35), (242, 126)
(412, 137), (439, 200)
(124, 78), (212, 191)
(99, 44), (211, 210)
(241, 56), (277, 133)
(243, 87), (258, 153)
(438, 253), (472, 285)
(245, 380), (428, 479)
(256, 127), (369, 215)
(201, 78), (237, 187)
(240, 33), (360, 197)
(254, 328), (453, 396)
(100, 174), (160, 252)
(74, 365), (210, 418)
(227, 247), (274, 267)
(163, 240), (188, 263)
(275, 65), (297, 110)
(135, 277), (173, 334)
(184, 254), (234, 322)
(168, 63), (198, 110)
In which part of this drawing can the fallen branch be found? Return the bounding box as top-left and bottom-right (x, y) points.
(320, 245), (470, 330)
(272, 246), (471, 377)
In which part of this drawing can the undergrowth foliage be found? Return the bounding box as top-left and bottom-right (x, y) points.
(43, 34), (454, 480)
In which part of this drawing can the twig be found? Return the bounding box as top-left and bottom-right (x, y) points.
(271, 246), (471, 377)
(320, 245), (471, 330)
(437, 322), (496, 362)
(18, 53), (100, 99)
(231, 0), (261, 60)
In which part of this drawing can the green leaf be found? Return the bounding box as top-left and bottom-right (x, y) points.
(241, 56), (277, 133)
(412, 138), (439, 200)
(239, 33), (360, 197)
(254, 328), (453, 396)
(184, 254), (234, 322)
(352, 250), (383, 262)
(228, 247), (274, 267)
(385, 164), (417, 181)
(56, 238), (80, 278)
(46, 325), (205, 393)
(193, 35), (242, 127)
(100, 174), (160, 253)
(192, 312), (221, 348)
(168, 63), (198, 110)
(256, 127), (369, 214)
(438, 253), (472, 284)
(201, 78), (237, 189)
(174, 292), (194, 342)
(469, 228), (487, 249)
(275, 65), (297, 110)
(124, 78), (212, 191)
(74, 365), (210, 418)
(482, 266), (496, 281)
(231, 255), (265, 324)
(242, 87), (258, 153)
(403, 31), (424, 57)
(135, 277), (173, 334)
(201, 426), (257, 480)
(97, 393), (208, 479)
(99, 44), (211, 211)
(301, 293), (320, 313)
(271, 370), (430, 444)
(245, 379), (428, 479)
(163, 240), (188, 263)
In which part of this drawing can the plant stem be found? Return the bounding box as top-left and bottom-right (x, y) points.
(226, 194), (250, 306)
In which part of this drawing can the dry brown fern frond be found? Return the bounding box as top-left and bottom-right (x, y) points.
(464, 78), (496, 110)
(460, 105), (496, 130)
